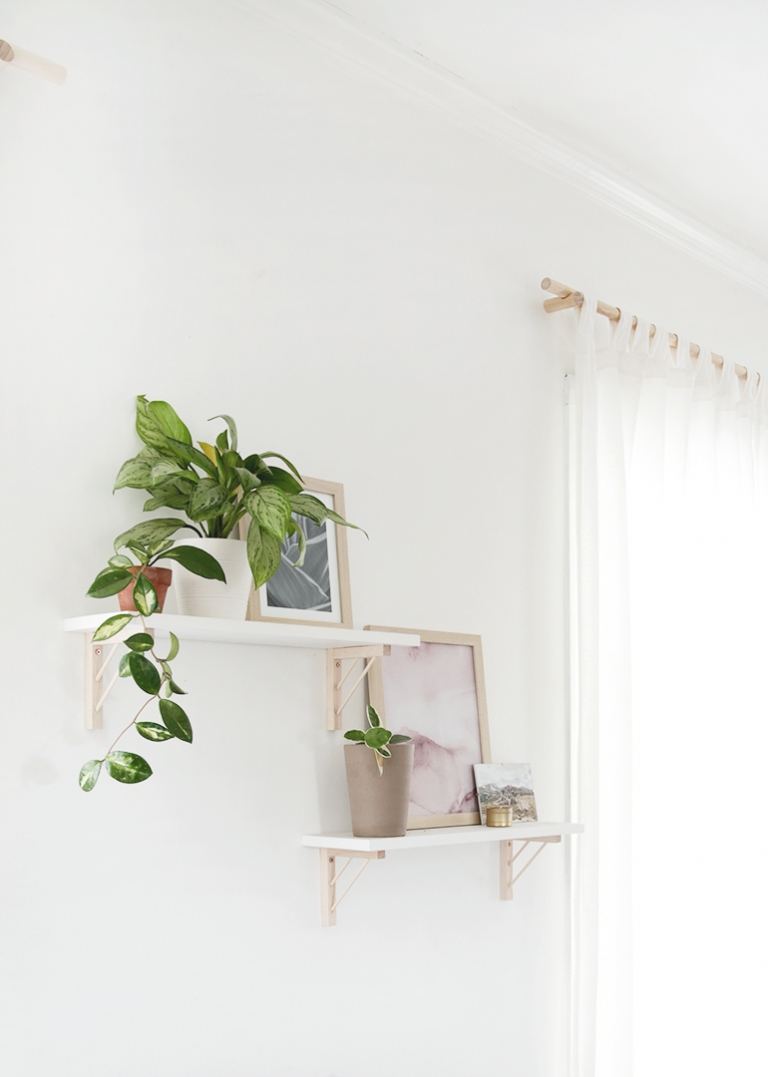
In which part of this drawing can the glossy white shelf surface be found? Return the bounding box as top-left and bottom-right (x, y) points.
(63, 613), (420, 651)
(302, 820), (584, 853)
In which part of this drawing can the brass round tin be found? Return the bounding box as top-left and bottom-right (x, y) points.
(486, 806), (513, 827)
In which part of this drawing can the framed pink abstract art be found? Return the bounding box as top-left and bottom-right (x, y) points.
(365, 627), (491, 829)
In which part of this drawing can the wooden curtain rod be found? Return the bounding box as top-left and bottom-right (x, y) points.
(541, 277), (751, 383)
(0, 38), (67, 84)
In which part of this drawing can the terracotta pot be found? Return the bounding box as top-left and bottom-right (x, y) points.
(344, 742), (414, 837)
(118, 566), (172, 612)
(170, 537), (251, 619)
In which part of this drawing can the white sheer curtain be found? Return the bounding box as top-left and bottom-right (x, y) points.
(569, 298), (768, 1077)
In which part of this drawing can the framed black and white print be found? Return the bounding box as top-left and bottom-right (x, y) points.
(246, 477), (353, 629)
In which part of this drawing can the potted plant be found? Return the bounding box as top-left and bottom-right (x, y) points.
(86, 519), (226, 613)
(112, 396), (363, 618)
(343, 705), (414, 837)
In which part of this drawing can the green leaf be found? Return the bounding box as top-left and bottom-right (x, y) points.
(188, 478), (229, 522)
(287, 494), (367, 537)
(147, 537), (175, 559)
(260, 451), (303, 482)
(284, 518), (306, 568)
(114, 518), (189, 553)
(79, 759), (101, 792)
(108, 554), (133, 568)
(128, 653), (161, 695)
(287, 493), (328, 525)
(92, 613), (135, 642)
(327, 509), (369, 538)
(165, 437), (219, 478)
(123, 632), (154, 653)
(259, 466), (304, 495)
(168, 679), (187, 695)
(86, 567), (134, 599)
(242, 453), (268, 475)
(366, 704), (381, 728)
(221, 449), (241, 471)
(149, 460), (191, 486)
(244, 486), (292, 540)
(161, 545), (226, 581)
(143, 489), (192, 512)
(209, 414), (238, 453)
(389, 734), (412, 744)
(233, 467), (261, 493)
(135, 395), (171, 450)
(158, 698), (193, 743)
(114, 455), (155, 491)
(364, 727), (391, 750)
(158, 631), (179, 662)
(136, 722), (174, 742)
(375, 745), (392, 759)
(104, 751), (153, 784)
(148, 400), (192, 444)
(124, 542), (150, 562)
(215, 429), (229, 454)
(118, 654), (132, 678)
(246, 521), (281, 589)
(132, 573), (158, 617)
(344, 730), (365, 741)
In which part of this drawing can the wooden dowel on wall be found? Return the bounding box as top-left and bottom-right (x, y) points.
(541, 277), (751, 382)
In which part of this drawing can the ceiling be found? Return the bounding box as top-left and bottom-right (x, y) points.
(321, 0), (768, 280)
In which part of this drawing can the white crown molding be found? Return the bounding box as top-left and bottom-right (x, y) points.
(226, 0), (768, 296)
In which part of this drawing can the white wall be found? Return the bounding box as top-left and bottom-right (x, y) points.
(1, 3), (766, 1076)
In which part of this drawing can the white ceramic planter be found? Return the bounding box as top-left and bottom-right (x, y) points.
(171, 537), (252, 619)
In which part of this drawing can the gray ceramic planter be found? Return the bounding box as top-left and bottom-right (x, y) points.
(344, 741), (414, 837)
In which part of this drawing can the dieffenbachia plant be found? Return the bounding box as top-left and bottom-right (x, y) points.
(112, 396), (364, 589)
(344, 705), (412, 775)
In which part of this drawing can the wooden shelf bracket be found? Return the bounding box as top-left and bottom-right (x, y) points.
(500, 835), (561, 900)
(316, 834), (563, 925)
(326, 645), (390, 730)
(320, 848), (386, 927)
(83, 627), (154, 729)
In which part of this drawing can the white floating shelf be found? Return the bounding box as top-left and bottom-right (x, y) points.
(303, 821), (583, 853)
(304, 822), (584, 925)
(63, 613), (420, 651)
(65, 614), (419, 730)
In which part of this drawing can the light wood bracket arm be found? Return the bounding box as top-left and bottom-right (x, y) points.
(320, 848), (386, 926)
(84, 627), (155, 729)
(499, 835), (561, 900)
(325, 645), (390, 730)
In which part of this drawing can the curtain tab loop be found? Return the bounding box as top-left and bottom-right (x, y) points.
(609, 306), (633, 357)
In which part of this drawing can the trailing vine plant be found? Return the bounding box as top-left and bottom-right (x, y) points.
(78, 525), (224, 792)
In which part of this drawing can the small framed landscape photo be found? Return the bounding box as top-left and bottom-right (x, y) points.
(366, 627), (491, 829)
(246, 477), (353, 629)
(473, 763), (538, 825)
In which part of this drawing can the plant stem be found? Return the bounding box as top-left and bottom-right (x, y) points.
(103, 693), (157, 757)
(101, 611), (163, 757)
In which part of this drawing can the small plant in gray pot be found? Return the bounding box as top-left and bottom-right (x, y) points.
(343, 705), (414, 837)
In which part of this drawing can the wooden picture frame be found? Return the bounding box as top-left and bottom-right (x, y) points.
(245, 477), (353, 629)
(365, 627), (491, 829)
